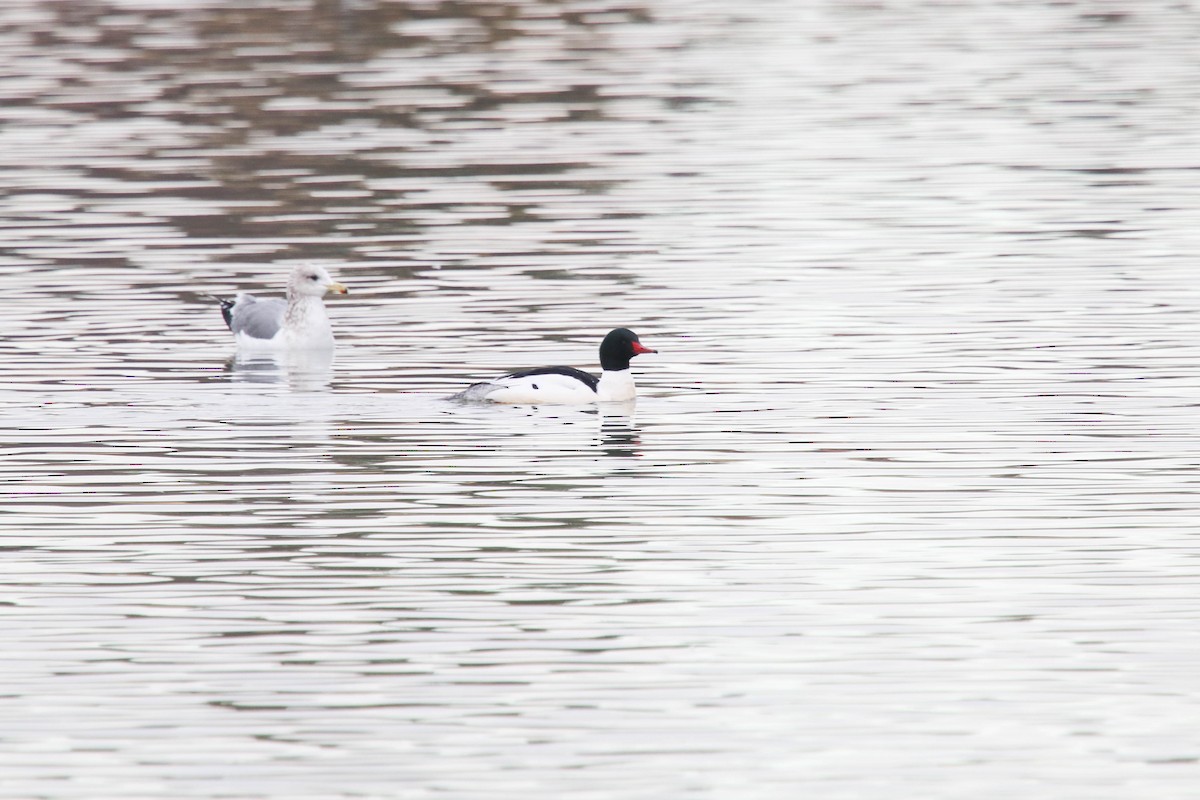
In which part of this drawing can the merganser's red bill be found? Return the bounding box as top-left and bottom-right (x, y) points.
(632, 342), (656, 355)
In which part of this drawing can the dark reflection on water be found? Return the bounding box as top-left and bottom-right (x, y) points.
(599, 410), (641, 458)
(3, 0), (1200, 798)
(16, 0), (667, 259)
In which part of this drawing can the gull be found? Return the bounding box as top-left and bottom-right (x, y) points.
(214, 265), (348, 351)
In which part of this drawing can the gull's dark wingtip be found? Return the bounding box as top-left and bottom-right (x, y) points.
(200, 293), (238, 331)
(217, 297), (236, 331)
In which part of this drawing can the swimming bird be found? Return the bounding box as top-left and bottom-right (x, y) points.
(454, 328), (657, 404)
(215, 265), (348, 350)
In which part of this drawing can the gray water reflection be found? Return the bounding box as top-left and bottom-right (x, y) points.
(3, 0), (1200, 798)
(225, 350), (336, 391)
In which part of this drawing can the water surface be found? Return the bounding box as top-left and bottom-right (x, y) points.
(3, 1), (1200, 798)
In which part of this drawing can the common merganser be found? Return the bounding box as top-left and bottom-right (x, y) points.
(215, 265), (348, 351)
(454, 328), (657, 404)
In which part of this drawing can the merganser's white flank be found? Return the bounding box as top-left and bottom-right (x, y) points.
(215, 265), (348, 351)
(454, 328), (657, 404)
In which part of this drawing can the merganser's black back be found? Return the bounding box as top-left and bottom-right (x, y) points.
(503, 365), (599, 390)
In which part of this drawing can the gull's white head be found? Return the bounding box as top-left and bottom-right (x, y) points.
(287, 264), (348, 299)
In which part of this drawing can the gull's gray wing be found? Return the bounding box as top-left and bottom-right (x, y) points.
(230, 295), (287, 340)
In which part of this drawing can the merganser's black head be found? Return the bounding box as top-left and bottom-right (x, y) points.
(599, 327), (656, 372)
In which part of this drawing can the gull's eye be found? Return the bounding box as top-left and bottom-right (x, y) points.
(308, 274), (319, 281)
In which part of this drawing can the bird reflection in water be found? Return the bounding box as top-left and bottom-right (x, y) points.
(598, 400), (641, 458)
(224, 349), (334, 392)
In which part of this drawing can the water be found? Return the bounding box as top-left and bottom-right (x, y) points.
(3, 1), (1200, 797)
